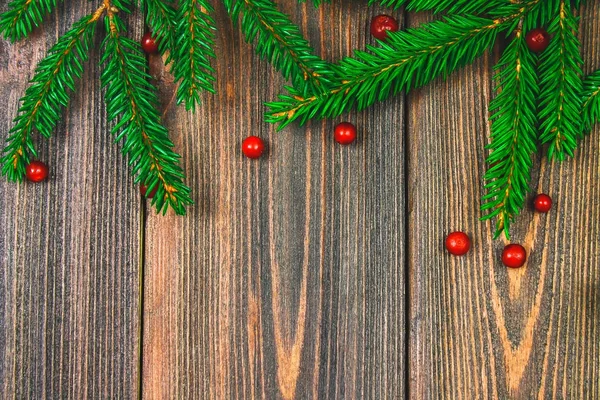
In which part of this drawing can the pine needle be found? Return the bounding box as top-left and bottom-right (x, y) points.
(582, 69), (600, 133)
(0, 0), (63, 42)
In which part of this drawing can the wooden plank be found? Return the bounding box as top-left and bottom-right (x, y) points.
(408, 6), (600, 399)
(142, 1), (405, 398)
(0, 5), (141, 398)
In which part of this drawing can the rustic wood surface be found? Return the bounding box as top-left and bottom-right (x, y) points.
(0, 1), (598, 399)
(0, 4), (142, 399)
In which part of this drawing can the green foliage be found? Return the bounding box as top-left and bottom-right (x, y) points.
(267, 14), (511, 129)
(171, 0), (217, 111)
(537, 1), (583, 161)
(369, 0), (507, 14)
(481, 30), (539, 239)
(142, 0), (177, 58)
(582, 70), (600, 132)
(224, 0), (334, 96)
(1, 13), (97, 181)
(101, 13), (192, 215)
(0, 0), (62, 41)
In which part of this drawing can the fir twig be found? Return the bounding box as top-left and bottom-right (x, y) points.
(482, 28), (539, 239)
(224, 0), (334, 96)
(1, 7), (102, 181)
(170, 0), (217, 111)
(267, 14), (513, 129)
(582, 69), (600, 132)
(101, 11), (192, 215)
(537, 0), (583, 160)
(369, 0), (508, 14)
(0, 0), (62, 42)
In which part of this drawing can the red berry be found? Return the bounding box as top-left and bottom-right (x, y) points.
(370, 15), (399, 41)
(533, 193), (552, 213)
(242, 136), (265, 159)
(526, 28), (550, 52)
(502, 244), (527, 268)
(141, 184), (158, 199)
(445, 231), (471, 256)
(141, 32), (159, 54)
(334, 122), (357, 145)
(25, 160), (49, 182)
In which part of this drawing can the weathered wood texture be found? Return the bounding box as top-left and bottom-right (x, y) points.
(0, 5), (141, 399)
(142, 1), (405, 399)
(408, 5), (600, 399)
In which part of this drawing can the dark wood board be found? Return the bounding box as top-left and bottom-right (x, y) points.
(142, 1), (405, 399)
(407, 5), (600, 399)
(0, 4), (141, 398)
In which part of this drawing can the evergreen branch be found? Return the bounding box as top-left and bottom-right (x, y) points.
(582, 69), (600, 132)
(225, 0), (334, 96)
(537, 0), (583, 160)
(1, 8), (102, 182)
(267, 14), (512, 129)
(101, 12), (192, 215)
(170, 0), (217, 111)
(0, 0), (62, 42)
(141, 0), (177, 58)
(369, 0), (509, 14)
(481, 28), (538, 239)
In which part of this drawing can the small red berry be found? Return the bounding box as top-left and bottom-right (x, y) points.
(502, 244), (527, 268)
(370, 15), (399, 41)
(445, 231), (471, 256)
(141, 184), (158, 199)
(533, 193), (552, 213)
(141, 32), (159, 54)
(242, 136), (265, 159)
(334, 122), (357, 145)
(25, 160), (49, 182)
(526, 28), (550, 53)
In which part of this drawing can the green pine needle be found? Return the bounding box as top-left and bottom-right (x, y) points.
(101, 12), (192, 215)
(0, 0), (62, 42)
(267, 14), (511, 129)
(224, 0), (334, 97)
(481, 29), (539, 240)
(582, 69), (600, 133)
(298, 0), (330, 8)
(170, 0), (217, 111)
(538, 0), (583, 161)
(1, 12), (98, 182)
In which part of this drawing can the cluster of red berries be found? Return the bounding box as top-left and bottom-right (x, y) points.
(445, 194), (553, 267)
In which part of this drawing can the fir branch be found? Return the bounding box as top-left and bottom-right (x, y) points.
(0, 0), (62, 42)
(481, 28), (539, 239)
(1, 8), (102, 182)
(369, 0), (509, 14)
(170, 0), (217, 111)
(141, 0), (177, 58)
(267, 14), (512, 129)
(537, 0), (583, 160)
(101, 12), (192, 215)
(582, 69), (600, 132)
(224, 0), (334, 96)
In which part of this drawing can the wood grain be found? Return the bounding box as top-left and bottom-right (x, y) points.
(0, 5), (141, 398)
(142, 1), (405, 399)
(408, 5), (600, 399)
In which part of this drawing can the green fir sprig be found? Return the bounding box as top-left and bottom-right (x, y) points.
(224, 0), (334, 96)
(1, 9), (101, 181)
(101, 11), (192, 214)
(481, 28), (539, 239)
(537, 0), (583, 161)
(0, 0), (63, 42)
(583, 70), (600, 132)
(171, 0), (217, 111)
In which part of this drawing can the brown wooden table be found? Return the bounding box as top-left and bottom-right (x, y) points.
(1, 2), (599, 398)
